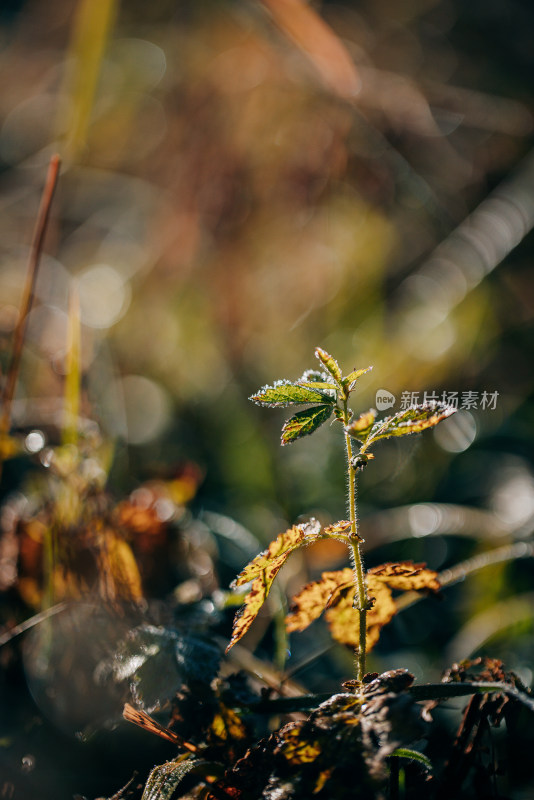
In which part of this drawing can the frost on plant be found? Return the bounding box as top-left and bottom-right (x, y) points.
(228, 348), (455, 679)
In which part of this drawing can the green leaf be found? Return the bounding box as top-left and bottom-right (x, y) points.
(315, 347), (343, 384)
(297, 381), (337, 392)
(345, 409), (377, 442)
(343, 366), (373, 391)
(362, 403), (456, 450)
(390, 748), (432, 770)
(250, 379), (335, 407)
(281, 405), (333, 445)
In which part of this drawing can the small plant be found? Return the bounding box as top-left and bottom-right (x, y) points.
(121, 349), (534, 800)
(226, 347), (454, 684)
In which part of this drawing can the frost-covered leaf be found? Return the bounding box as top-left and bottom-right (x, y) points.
(363, 403), (456, 449)
(315, 347), (343, 383)
(390, 748), (433, 770)
(345, 409), (377, 442)
(323, 520), (353, 537)
(368, 562), (440, 592)
(281, 405), (333, 445)
(226, 520), (322, 651)
(299, 369), (332, 384)
(297, 381), (337, 392)
(343, 366), (373, 391)
(250, 380), (335, 407)
(141, 755), (222, 800)
(233, 519), (322, 587)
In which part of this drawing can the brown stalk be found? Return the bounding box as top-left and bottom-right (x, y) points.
(122, 703), (199, 754)
(0, 154), (61, 474)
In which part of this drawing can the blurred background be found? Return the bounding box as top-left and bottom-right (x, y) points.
(1, 0), (534, 796)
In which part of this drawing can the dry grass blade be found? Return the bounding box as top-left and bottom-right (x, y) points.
(0, 154), (61, 477)
(259, 0), (360, 98)
(57, 0), (117, 161)
(62, 285), (81, 446)
(122, 703), (198, 753)
(0, 602), (68, 647)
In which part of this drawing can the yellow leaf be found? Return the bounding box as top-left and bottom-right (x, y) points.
(0, 434), (21, 460)
(314, 769), (333, 794)
(286, 568), (353, 632)
(368, 562), (440, 592)
(323, 520), (352, 538)
(324, 578), (397, 651)
(210, 704), (248, 743)
(226, 520), (322, 651)
(365, 576), (398, 650)
(233, 519), (321, 587)
(97, 531), (144, 605)
(277, 724), (322, 765)
(286, 563), (437, 653)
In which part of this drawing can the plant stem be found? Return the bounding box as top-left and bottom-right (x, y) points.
(0, 154), (61, 478)
(342, 398), (368, 682)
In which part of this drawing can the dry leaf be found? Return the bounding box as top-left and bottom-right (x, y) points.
(277, 723), (322, 765)
(286, 568), (353, 632)
(123, 703), (198, 752)
(286, 561), (439, 652)
(227, 519), (322, 651)
(368, 562), (440, 592)
(323, 520), (353, 537)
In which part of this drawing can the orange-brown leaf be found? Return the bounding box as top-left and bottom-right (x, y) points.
(227, 520), (322, 651)
(325, 577), (397, 651)
(285, 563), (436, 653)
(226, 576), (267, 652)
(345, 409), (377, 441)
(232, 519), (322, 587)
(365, 576), (398, 650)
(286, 568), (353, 632)
(323, 520), (352, 538)
(368, 561), (440, 592)
(285, 561), (439, 653)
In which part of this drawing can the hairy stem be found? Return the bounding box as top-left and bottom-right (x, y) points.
(342, 398), (368, 682)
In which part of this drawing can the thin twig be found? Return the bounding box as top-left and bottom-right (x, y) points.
(395, 540), (534, 614)
(0, 154), (61, 473)
(0, 601), (68, 647)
